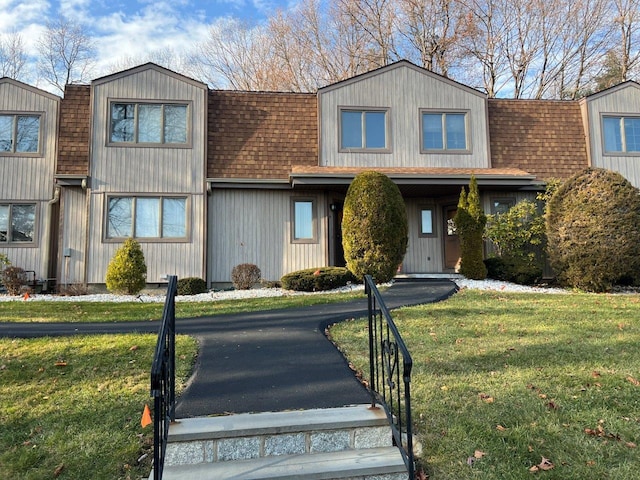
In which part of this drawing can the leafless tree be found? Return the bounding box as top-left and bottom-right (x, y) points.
(36, 16), (96, 94)
(612, 0), (640, 81)
(0, 32), (28, 81)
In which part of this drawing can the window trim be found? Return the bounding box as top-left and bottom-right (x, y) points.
(338, 106), (391, 153)
(0, 111), (43, 157)
(601, 113), (640, 156)
(0, 202), (38, 246)
(490, 197), (516, 215)
(107, 99), (192, 148)
(290, 197), (318, 244)
(418, 205), (436, 238)
(420, 109), (471, 154)
(103, 194), (191, 243)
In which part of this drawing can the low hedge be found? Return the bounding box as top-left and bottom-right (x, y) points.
(281, 267), (359, 292)
(484, 256), (542, 286)
(177, 277), (207, 295)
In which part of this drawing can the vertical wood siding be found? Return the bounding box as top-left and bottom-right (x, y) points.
(0, 80), (59, 279)
(86, 67), (208, 284)
(208, 189), (327, 283)
(319, 64), (489, 169)
(402, 199), (443, 273)
(58, 187), (87, 285)
(587, 84), (640, 187)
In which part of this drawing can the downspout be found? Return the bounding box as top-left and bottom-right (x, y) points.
(43, 186), (61, 290)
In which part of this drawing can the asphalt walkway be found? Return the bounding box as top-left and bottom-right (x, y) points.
(0, 279), (458, 417)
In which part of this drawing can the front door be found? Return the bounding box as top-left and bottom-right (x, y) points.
(443, 206), (460, 270)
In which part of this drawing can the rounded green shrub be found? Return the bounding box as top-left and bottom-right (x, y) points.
(231, 263), (261, 290)
(281, 267), (358, 292)
(342, 171), (408, 283)
(177, 277), (207, 295)
(546, 168), (640, 292)
(105, 238), (147, 295)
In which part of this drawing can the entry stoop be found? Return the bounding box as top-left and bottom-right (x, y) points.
(151, 404), (408, 480)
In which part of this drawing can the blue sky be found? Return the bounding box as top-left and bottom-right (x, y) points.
(0, 0), (293, 85)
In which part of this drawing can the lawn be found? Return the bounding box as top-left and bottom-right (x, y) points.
(329, 289), (640, 479)
(0, 334), (197, 480)
(0, 290), (364, 323)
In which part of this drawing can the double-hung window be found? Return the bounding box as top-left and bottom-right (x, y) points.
(603, 115), (640, 153)
(421, 111), (468, 152)
(0, 114), (41, 154)
(340, 108), (389, 151)
(106, 196), (187, 240)
(110, 102), (189, 145)
(0, 204), (36, 243)
(291, 198), (317, 243)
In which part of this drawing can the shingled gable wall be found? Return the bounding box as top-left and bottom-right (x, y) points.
(207, 90), (318, 180)
(488, 99), (589, 181)
(56, 84), (91, 176)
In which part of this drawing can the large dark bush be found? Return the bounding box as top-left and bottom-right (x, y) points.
(454, 176), (487, 279)
(484, 256), (542, 285)
(281, 267), (358, 292)
(177, 277), (207, 295)
(342, 171), (408, 283)
(546, 168), (640, 292)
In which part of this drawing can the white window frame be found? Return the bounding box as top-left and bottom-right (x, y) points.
(0, 203), (37, 245)
(339, 107), (391, 153)
(104, 195), (190, 242)
(108, 100), (192, 147)
(420, 110), (470, 153)
(602, 114), (640, 155)
(291, 197), (318, 244)
(0, 112), (42, 156)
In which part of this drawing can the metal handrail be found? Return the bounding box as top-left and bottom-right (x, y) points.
(150, 275), (177, 480)
(364, 275), (415, 479)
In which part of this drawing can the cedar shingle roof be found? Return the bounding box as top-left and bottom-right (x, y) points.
(207, 91), (318, 180)
(56, 84), (90, 175)
(291, 166), (533, 177)
(488, 99), (588, 180)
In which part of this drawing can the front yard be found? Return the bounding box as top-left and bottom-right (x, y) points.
(330, 289), (640, 479)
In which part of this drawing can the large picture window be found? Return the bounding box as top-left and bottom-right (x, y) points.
(603, 115), (640, 153)
(110, 102), (188, 145)
(0, 114), (40, 154)
(106, 196), (187, 240)
(340, 109), (389, 151)
(421, 111), (468, 151)
(291, 198), (317, 243)
(0, 204), (36, 243)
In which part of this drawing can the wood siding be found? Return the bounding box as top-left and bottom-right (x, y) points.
(586, 83), (640, 187)
(86, 66), (208, 284)
(58, 187), (87, 285)
(208, 189), (327, 283)
(0, 79), (59, 279)
(319, 63), (489, 169)
(403, 199), (443, 273)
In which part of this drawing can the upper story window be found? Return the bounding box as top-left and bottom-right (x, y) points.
(340, 108), (389, 151)
(106, 196), (188, 241)
(0, 114), (41, 154)
(110, 102), (189, 145)
(0, 203), (36, 244)
(603, 115), (640, 154)
(421, 111), (469, 152)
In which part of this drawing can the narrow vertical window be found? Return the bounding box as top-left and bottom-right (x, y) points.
(291, 198), (317, 243)
(420, 207), (435, 236)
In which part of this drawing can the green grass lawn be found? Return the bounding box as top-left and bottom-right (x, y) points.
(0, 334), (197, 480)
(329, 290), (640, 480)
(0, 290), (364, 323)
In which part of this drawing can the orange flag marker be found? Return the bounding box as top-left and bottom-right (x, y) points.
(141, 404), (152, 428)
(23, 292), (30, 301)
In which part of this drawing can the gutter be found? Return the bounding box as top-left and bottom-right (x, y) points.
(42, 186), (61, 289)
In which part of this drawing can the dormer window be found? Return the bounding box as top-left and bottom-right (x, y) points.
(109, 102), (189, 145)
(421, 111), (469, 152)
(340, 108), (389, 151)
(603, 115), (640, 153)
(0, 114), (41, 154)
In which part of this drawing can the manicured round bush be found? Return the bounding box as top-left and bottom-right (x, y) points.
(177, 277), (207, 295)
(280, 267), (358, 292)
(342, 171), (408, 283)
(231, 263), (261, 290)
(105, 238), (147, 295)
(546, 168), (640, 292)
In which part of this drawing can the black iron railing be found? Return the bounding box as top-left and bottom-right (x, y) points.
(150, 275), (178, 480)
(364, 275), (415, 479)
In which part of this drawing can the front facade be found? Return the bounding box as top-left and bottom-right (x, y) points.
(2, 61), (639, 289)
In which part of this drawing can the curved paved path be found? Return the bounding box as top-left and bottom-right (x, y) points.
(0, 279), (458, 417)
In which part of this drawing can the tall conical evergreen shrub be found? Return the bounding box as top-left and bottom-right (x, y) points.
(454, 175), (487, 279)
(105, 238), (147, 294)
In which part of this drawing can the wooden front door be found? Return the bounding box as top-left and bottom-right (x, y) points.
(443, 206), (460, 270)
